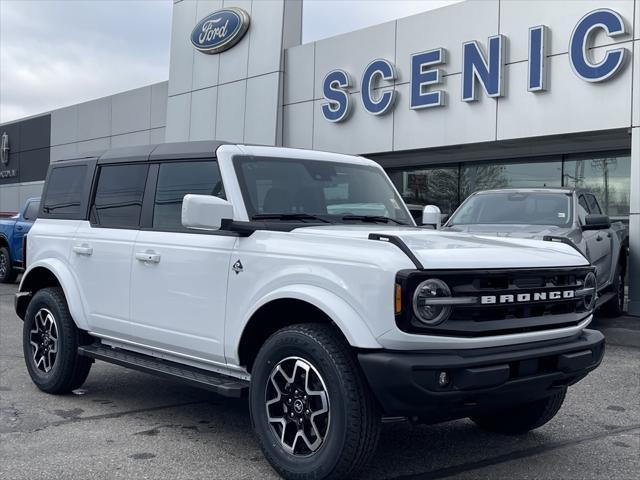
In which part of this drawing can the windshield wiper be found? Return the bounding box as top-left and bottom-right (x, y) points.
(252, 213), (331, 223)
(341, 215), (406, 225)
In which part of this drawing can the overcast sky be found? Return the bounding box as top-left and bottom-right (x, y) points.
(0, 0), (461, 124)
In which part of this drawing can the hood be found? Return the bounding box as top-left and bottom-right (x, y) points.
(443, 223), (573, 239)
(294, 225), (588, 270)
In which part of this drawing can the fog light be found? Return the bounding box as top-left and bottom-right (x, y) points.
(438, 371), (450, 387)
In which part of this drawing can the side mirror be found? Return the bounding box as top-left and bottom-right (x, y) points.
(182, 194), (233, 230)
(422, 205), (441, 229)
(582, 214), (611, 231)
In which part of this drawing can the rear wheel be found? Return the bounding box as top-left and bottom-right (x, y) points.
(470, 388), (566, 434)
(249, 324), (381, 480)
(23, 287), (93, 394)
(601, 263), (624, 317)
(0, 246), (17, 283)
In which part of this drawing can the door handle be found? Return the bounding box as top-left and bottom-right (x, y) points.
(135, 251), (161, 264)
(596, 235), (603, 241)
(72, 244), (93, 256)
(16, 226), (23, 231)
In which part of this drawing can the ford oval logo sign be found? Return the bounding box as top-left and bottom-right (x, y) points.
(191, 8), (250, 55)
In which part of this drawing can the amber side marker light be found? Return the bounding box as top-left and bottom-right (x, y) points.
(395, 284), (402, 314)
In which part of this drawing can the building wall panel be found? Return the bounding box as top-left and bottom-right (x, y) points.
(499, 0), (635, 63)
(497, 43), (634, 140)
(190, 87), (218, 141)
(284, 42), (315, 104)
(77, 98), (111, 141)
(396, 0), (499, 79)
(111, 86), (152, 136)
(283, 101), (313, 149)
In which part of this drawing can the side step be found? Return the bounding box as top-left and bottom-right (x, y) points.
(78, 344), (249, 398)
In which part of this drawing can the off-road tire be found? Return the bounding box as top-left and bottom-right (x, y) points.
(601, 263), (624, 317)
(249, 323), (381, 480)
(23, 287), (93, 394)
(470, 388), (567, 434)
(0, 246), (18, 283)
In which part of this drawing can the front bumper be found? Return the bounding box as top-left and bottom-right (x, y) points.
(358, 329), (604, 421)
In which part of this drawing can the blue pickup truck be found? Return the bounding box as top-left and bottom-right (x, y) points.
(0, 197), (40, 283)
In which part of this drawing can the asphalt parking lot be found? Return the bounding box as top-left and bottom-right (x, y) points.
(1, 281), (638, 480)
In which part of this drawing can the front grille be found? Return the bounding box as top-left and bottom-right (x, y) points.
(396, 267), (595, 337)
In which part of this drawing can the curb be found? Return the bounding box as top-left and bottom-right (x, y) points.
(599, 327), (640, 349)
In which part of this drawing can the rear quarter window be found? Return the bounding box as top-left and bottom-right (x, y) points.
(42, 164), (89, 218)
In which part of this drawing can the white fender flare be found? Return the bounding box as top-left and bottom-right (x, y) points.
(19, 259), (88, 330)
(237, 284), (382, 358)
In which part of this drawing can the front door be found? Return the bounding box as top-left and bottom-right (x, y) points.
(578, 194), (611, 289)
(128, 159), (233, 364)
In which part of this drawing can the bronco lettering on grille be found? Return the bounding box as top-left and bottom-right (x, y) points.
(481, 290), (576, 305)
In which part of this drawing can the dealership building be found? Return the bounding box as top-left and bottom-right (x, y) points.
(0, 0), (639, 315)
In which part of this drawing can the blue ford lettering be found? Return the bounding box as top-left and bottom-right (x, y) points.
(569, 9), (628, 82)
(321, 70), (352, 123)
(190, 8), (250, 55)
(321, 8), (631, 122)
(361, 59), (396, 115)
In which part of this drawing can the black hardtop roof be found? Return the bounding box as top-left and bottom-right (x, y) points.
(52, 140), (232, 164)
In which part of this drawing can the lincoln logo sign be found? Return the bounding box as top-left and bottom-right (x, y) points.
(190, 8), (250, 55)
(0, 131), (17, 180)
(0, 132), (8, 165)
(322, 8), (630, 122)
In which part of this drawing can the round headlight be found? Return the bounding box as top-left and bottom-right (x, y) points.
(582, 272), (597, 310)
(413, 278), (452, 325)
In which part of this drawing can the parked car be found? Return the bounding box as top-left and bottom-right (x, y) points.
(435, 188), (628, 316)
(16, 143), (604, 480)
(0, 197), (40, 283)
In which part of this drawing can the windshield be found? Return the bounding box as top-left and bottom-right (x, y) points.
(234, 157), (412, 225)
(448, 192), (573, 227)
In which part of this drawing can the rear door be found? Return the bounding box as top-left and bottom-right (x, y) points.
(70, 163), (148, 338)
(129, 159), (235, 364)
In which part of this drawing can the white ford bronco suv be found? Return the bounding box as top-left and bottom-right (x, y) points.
(17, 142), (604, 479)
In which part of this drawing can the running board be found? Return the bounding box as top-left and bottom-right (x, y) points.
(78, 344), (249, 398)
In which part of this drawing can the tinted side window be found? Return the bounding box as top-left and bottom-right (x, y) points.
(43, 165), (87, 216)
(153, 161), (224, 230)
(586, 194), (602, 214)
(23, 201), (40, 221)
(92, 164), (148, 228)
(578, 195), (590, 213)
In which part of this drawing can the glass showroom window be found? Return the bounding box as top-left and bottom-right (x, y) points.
(563, 153), (631, 220)
(387, 166), (460, 218)
(460, 159), (562, 199)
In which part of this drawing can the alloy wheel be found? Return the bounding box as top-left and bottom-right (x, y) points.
(29, 308), (59, 373)
(265, 356), (330, 456)
(618, 273), (625, 311)
(0, 252), (7, 277)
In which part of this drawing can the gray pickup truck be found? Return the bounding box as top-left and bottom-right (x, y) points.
(433, 188), (628, 316)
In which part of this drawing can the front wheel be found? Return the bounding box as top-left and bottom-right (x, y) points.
(470, 388), (566, 434)
(23, 287), (93, 394)
(0, 246), (18, 283)
(601, 263), (624, 317)
(250, 324), (381, 480)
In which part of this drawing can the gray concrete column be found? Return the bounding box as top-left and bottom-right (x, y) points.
(628, 127), (640, 316)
